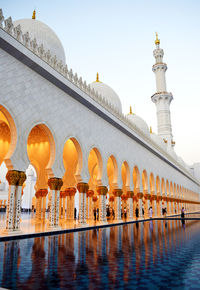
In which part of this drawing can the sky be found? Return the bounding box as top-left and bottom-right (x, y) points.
(1, 0), (200, 165)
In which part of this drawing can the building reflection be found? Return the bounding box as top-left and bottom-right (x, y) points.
(0, 219), (200, 288)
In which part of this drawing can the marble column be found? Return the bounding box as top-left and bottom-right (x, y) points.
(127, 191), (134, 220)
(41, 189), (48, 219)
(144, 193), (150, 218)
(137, 192), (144, 217)
(66, 187), (76, 221)
(87, 190), (94, 220)
(151, 195), (157, 217)
(113, 189), (122, 221)
(48, 177), (63, 228)
(77, 182), (89, 225)
(97, 186), (108, 223)
(5, 170), (20, 231)
(156, 195), (162, 217)
(14, 171), (26, 230)
(5, 170), (26, 232)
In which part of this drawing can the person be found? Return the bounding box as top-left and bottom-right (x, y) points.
(74, 207), (77, 219)
(97, 208), (99, 220)
(94, 208), (96, 221)
(149, 207), (153, 218)
(124, 207), (127, 219)
(142, 207), (144, 216)
(135, 206), (139, 219)
(112, 208), (115, 219)
(181, 207), (185, 218)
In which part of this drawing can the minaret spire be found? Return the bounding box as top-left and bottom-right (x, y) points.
(151, 34), (175, 147)
(32, 10), (36, 20)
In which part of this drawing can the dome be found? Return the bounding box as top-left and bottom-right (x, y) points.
(150, 133), (167, 151)
(13, 18), (66, 63)
(90, 74), (122, 113)
(126, 109), (150, 137)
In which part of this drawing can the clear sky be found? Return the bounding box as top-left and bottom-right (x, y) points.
(1, 0), (200, 165)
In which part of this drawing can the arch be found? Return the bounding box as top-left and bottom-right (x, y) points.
(177, 185), (180, 198)
(166, 180), (170, 196)
(142, 170), (148, 193)
(27, 123), (55, 190)
(62, 137), (83, 188)
(170, 181), (174, 197)
(0, 105), (17, 166)
(156, 176), (161, 195)
(161, 178), (165, 196)
(149, 173), (155, 194)
(174, 183), (177, 198)
(88, 147), (103, 190)
(107, 155), (118, 186)
(121, 161), (130, 193)
(133, 166), (140, 192)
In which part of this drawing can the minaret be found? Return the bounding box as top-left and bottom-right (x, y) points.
(151, 33), (175, 147)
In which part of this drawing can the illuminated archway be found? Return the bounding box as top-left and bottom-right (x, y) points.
(149, 173), (155, 195)
(27, 124), (55, 190)
(133, 166), (140, 193)
(121, 161), (130, 194)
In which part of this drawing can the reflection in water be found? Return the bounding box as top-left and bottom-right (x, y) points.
(1, 219), (200, 289)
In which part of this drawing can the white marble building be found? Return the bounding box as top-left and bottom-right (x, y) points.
(0, 9), (200, 231)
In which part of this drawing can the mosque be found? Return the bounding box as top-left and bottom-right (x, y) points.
(0, 9), (200, 233)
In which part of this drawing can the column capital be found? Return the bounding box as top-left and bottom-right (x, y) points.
(137, 192), (143, 199)
(144, 193), (151, 200)
(60, 190), (66, 198)
(6, 170), (20, 185)
(18, 171), (26, 186)
(127, 191), (134, 198)
(113, 188), (122, 197)
(65, 187), (76, 196)
(77, 182), (89, 193)
(97, 186), (108, 196)
(87, 190), (94, 197)
(48, 177), (63, 190)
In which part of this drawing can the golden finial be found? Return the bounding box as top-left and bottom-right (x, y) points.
(129, 106), (133, 115)
(96, 72), (99, 82)
(150, 126), (153, 134)
(155, 32), (160, 45)
(32, 10), (36, 20)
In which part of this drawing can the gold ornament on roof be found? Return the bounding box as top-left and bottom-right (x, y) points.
(155, 32), (160, 45)
(129, 106), (133, 115)
(150, 126), (153, 134)
(96, 72), (99, 82)
(32, 10), (36, 20)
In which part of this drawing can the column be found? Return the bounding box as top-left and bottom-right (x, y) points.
(5, 170), (20, 231)
(35, 190), (42, 221)
(137, 192), (144, 217)
(77, 182), (89, 225)
(144, 193), (150, 218)
(113, 189), (122, 221)
(97, 186), (108, 223)
(127, 191), (134, 220)
(14, 171), (26, 230)
(66, 187), (76, 221)
(156, 195), (162, 217)
(41, 189), (48, 219)
(151, 195), (157, 217)
(48, 177), (63, 228)
(87, 190), (94, 220)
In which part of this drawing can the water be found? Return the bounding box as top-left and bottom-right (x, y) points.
(0, 219), (200, 289)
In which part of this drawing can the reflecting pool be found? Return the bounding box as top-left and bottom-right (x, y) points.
(1, 219), (200, 289)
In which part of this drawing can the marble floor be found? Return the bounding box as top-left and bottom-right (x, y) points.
(0, 211), (196, 240)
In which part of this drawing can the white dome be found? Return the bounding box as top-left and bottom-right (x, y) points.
(13, 19), (66, 63)
(167, 147), (177, 161)
(127, 113), (150, 137)
(150, 133), (167, 151)
(90, 81), (122, 113)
